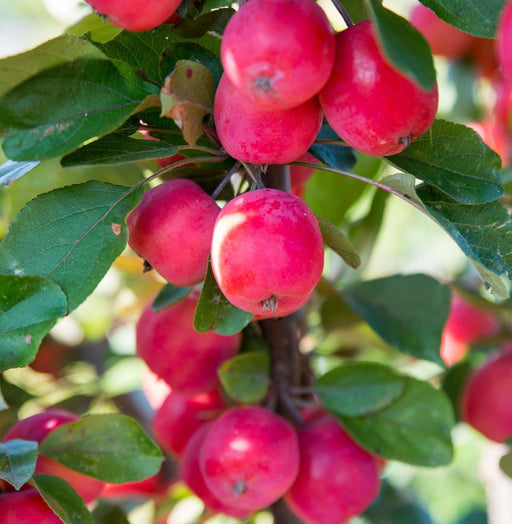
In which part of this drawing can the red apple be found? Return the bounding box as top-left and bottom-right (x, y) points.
(0, 489), (61, 523)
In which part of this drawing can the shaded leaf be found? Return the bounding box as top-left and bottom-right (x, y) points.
(341, 377), (454, 466)
(338, 0), (372, 23)
(201, 0), (235, 13)
(160, 60), (215, 146)
(0, 388), (6, 411)
(0, 160), (40, 188)
(419, 0), (506, 37)
(417, 184), (512, 285)
(500, 442), (512, 480)
(0, 59), (156, 161)
(218, 352), (270, 403)
(92, 501), (130, 524)
(366, 0), (436, 90)
(316, 216), (361, 268)
(39, 414), (163, 483)
(0, 439), (38, 490)
(342, 274), (450, 365)
(33, 474), (94, 524)
(0, 275), (67, 372)
(174, 8), (236, 37)
(0, 181), (143, 312)
(61, 134), (179, 167)
(441, 360), (474, 422)
(381, 172), (422, 207)
(387, 120), (503, 205)
(316, 362), (406, 417)
(0, 34), (106, 98)
(152, 284), (193, 312)
(194, 263), (253, 335)
(473, 261), (510, 300)
(309, 123), (357, 172)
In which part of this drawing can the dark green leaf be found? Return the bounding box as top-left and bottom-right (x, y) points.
(0, 34), (106, 99)
(309, 123), (357, 172)
(0, 160), (40, 188)
(0, 275), (67, 372)
(0, 439), (38, 490)
(152, 284), (193, 312)
(0, 181), (143, 312)
(316, 216), (361, 268)
(366, 0), (436, 90)
(218, 352), (270, 403)
(201, 0), (235, 13)
(417, 184), (512, 286)
(0, 59), (156, 161)
(92, 501), (130, 524)
(419, 0), (507, 37)
(0, 375), (34, 408)
(174, 8), (235, 37)
(0, 387), (6, 411)
(338, 0), (372, 23)
(341, 376), (454, 466)
(194, 263), (254, 335)
(39, 414), (163, 483)
(316, 362), (406, 417)
(442, 360), (474, 422)
(387, 120), (503, 205)
(61, 134), (179, 167)
(33, 474), (94, 524)
(342, 274), (450, 365)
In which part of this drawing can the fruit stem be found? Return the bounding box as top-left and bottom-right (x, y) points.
(211, 161), (241, 200)
(242, 162), (265, 189)
(330, 0), (354, 26)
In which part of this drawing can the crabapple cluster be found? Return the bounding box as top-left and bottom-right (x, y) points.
(411, 2), (512, 165)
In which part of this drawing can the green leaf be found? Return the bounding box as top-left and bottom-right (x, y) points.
(39, 414), (163, 484)
(472, 261), (510, 300)
(419, 0), (507, 37)
(339, 0), (372, 23)
(66, 13), (122, 43)
(0, 181), (143, 312)
(309, 123), (357, 172)
(61, 134), (179, 167)
(174, 8), (235, 37)
(194, 263), (254, 335)
(92, 501), (130, 524)
(500, 442), (512, 480)
(380, 172), (422, 207)
(33, 474), (94, 524)
(316, 362), (406, 417)
(387, 120), (503, 205)
(441, 360), (474, 422)
(417, 184), (512, 286)
(0, 275), (67, 372)
(316, 216), (361, 269)
(218, 352), (270, 403)
(0, 439), (38, 490)
(366, 0), (437, 91)
(0, 59), (156, 161)
(160, 60), (215, 146)
(0, 160), (40, 188)
(0, 34), (106, 99)
(342, 274), (450, 365)
(340, 376), (454, 466)
(152, 284), (193, 312)
(200, 0), (235, 13)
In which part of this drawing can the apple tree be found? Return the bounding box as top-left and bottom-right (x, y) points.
(0, 0), (512, 522)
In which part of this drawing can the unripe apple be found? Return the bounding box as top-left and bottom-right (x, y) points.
(409, 4), (473, 58)
(285, 415), (381, 524)
(497, 0), (512, 80)
(3, 411), (104, 503)
(461, 349), (512, 442)
(0, 489), (61, 523)
(214, 74), (323, 164)
(319, 19), (438, 157)
(221, 0), (335, 111)
(200, 406), (300, 511)
(86, 0), (181, 31)
(152, 389), (225, 456)
(210, 188), (324, 318)
(136, 291), (241, 395)
(180, 423), (252, 519)
(127, 179), (220, 287)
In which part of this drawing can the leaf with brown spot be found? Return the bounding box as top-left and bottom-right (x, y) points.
(160, 60), (215, 146)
